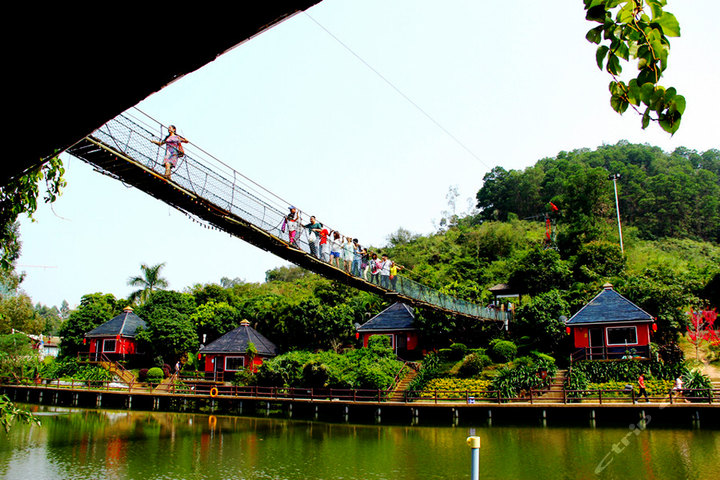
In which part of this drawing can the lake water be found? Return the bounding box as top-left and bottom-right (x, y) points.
(0, 406), (718, 480)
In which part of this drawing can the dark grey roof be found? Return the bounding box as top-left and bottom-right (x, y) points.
(566, 285), (653, 325)
(85, 308), (147, 338)
(357, 303), (416, 332)
(199, 321), (279, 356)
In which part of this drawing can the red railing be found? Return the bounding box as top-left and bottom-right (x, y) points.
(3, 375), (718, 405)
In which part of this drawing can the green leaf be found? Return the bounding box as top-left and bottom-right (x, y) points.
(655, 12), (680, 37)
(586, 25), (604, 44)
(596, 46), (609, 69)
(641, 107), (651, 129)
(627, 79), (641, 105)
(606, 54), (622, 75)
(610, 94), (629, 114)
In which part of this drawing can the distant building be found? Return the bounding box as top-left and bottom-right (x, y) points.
(566, 283), (655, 362)
(199, 320), (279, 381)
(84, 306), (147, 361)
(356, 302), (419, 357)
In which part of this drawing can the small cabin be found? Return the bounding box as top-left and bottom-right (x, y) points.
(199, 320), (279, 381)
(356, 302), (419, 357)
(85, 306), (146, 361)
(566, 283), (655, 362)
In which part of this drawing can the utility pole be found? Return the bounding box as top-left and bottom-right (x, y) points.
(608, 173), (624, 253)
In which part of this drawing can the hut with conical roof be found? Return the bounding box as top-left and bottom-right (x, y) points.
(356, 302), (419, 357)
(85, 306), (147, 361)
(199, 319), (279, 380)
(565, 283), (655, 362)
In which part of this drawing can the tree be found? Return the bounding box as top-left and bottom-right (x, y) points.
(686, 309), (719, 361)
(190, 300), (240, 345)
(512, 290), (570, 355)
(508, 248), (572, 296)
(584, 0), (685, 133)
(58, 293), (120, 358)
(0, 394), (40, 432)
(127, 262), (169, 305)
(136, 307), (198, 364)
(0, 156), (65, 271)
(0, 293), (44, 335)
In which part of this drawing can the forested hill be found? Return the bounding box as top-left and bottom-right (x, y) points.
(475, 142), (719, 243)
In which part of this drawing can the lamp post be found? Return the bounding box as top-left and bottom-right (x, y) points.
(608, 173), (624, 253)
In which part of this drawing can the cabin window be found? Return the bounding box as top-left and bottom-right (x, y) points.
(224, 356), (245, 372)
(606, 327), (638, 346)
(102, 339), (116, 353)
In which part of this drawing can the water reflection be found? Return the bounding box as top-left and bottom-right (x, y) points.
(0, 406), (718, 480)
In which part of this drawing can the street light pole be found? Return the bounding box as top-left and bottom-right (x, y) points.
(608, 173), (624, 253)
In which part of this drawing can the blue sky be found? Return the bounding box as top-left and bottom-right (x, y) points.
(17, 0), (720, 308)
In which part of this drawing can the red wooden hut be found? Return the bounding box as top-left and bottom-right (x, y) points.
(566, 283), (655, 362)
(356, 302), (419, 357)
(85, 306), (147, 361)
(199, 320), (279, 381)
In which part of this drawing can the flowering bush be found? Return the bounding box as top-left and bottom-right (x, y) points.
(420, 378), (492, 399)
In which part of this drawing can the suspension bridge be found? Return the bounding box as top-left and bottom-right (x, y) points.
(66, 109), (507, 322)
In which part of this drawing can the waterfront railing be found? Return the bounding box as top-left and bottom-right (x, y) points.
(2, 377), (718, 405)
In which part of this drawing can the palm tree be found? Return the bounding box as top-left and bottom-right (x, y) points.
(127, 262), (169, 304)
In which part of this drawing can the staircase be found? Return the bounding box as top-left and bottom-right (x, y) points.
(536, 369), (567, 403)
(153, 373), (178, 393)
(99, 360), (137, 386)
(388, 368), (419, 402)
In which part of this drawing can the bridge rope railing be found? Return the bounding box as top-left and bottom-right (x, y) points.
(82, 108), (507, 322)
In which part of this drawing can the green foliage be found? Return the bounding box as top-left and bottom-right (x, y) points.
(127, 262), (169, 305)
(0, 155), (65, 272)
(583, 0), (684, 133)
(508, 248), (571, 295)
(490, 355), (557, 399)
(457, 353), (491, 378)
(189, 300), (241, 344)
(0, 334), (33, 357)
(512, 290), (570, 354)
(256, 346), (402, 391)
(570, 359), (685, 383)
(0, 394), (40, 432)
(408, 352), (442, 391)
(136, 304), (198, 364)
(448, 343), (468, 361)
(58, 293), (121, 359)
(146, 367), (164, 384)
(489, 339), (518, 363)
(682, 369), (712, 401)
(0, 293), (45, 335)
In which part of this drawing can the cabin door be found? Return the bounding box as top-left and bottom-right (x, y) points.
(589, 328), (604, 359)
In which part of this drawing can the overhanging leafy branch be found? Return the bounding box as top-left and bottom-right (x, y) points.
(584, 0), (685, 134)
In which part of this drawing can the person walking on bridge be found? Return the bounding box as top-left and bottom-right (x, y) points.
(151, 125), (188, 180)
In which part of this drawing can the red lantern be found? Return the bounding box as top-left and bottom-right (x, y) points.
(198, 353), (202, 360)
(566, 327), (571, 335)
(652, 323), (657, 332)
(83, 338), (87, 345)
(355, 332), (360, 340)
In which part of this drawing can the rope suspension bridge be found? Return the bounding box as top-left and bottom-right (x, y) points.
(67, 109), (507, 322)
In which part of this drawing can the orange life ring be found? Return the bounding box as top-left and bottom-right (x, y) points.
(208, 415), (217, 428)
(210, 387), (219, 397)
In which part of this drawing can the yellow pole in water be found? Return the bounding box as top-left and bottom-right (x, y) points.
(467, 436), (481, 480)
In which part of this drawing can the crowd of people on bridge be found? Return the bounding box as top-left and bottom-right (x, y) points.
(281, 206), (403, 289)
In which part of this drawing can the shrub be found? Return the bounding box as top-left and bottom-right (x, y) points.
(146, 367), (164, 384)
(490, 340), (517, 363)
(421, 378), (492, 398)
(138, 368), (149, 382)
(436, 348), (453, 361)
(457, 353), (491, 378)
(448, 343), (468, 361)
(683, 369), (712, 402)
